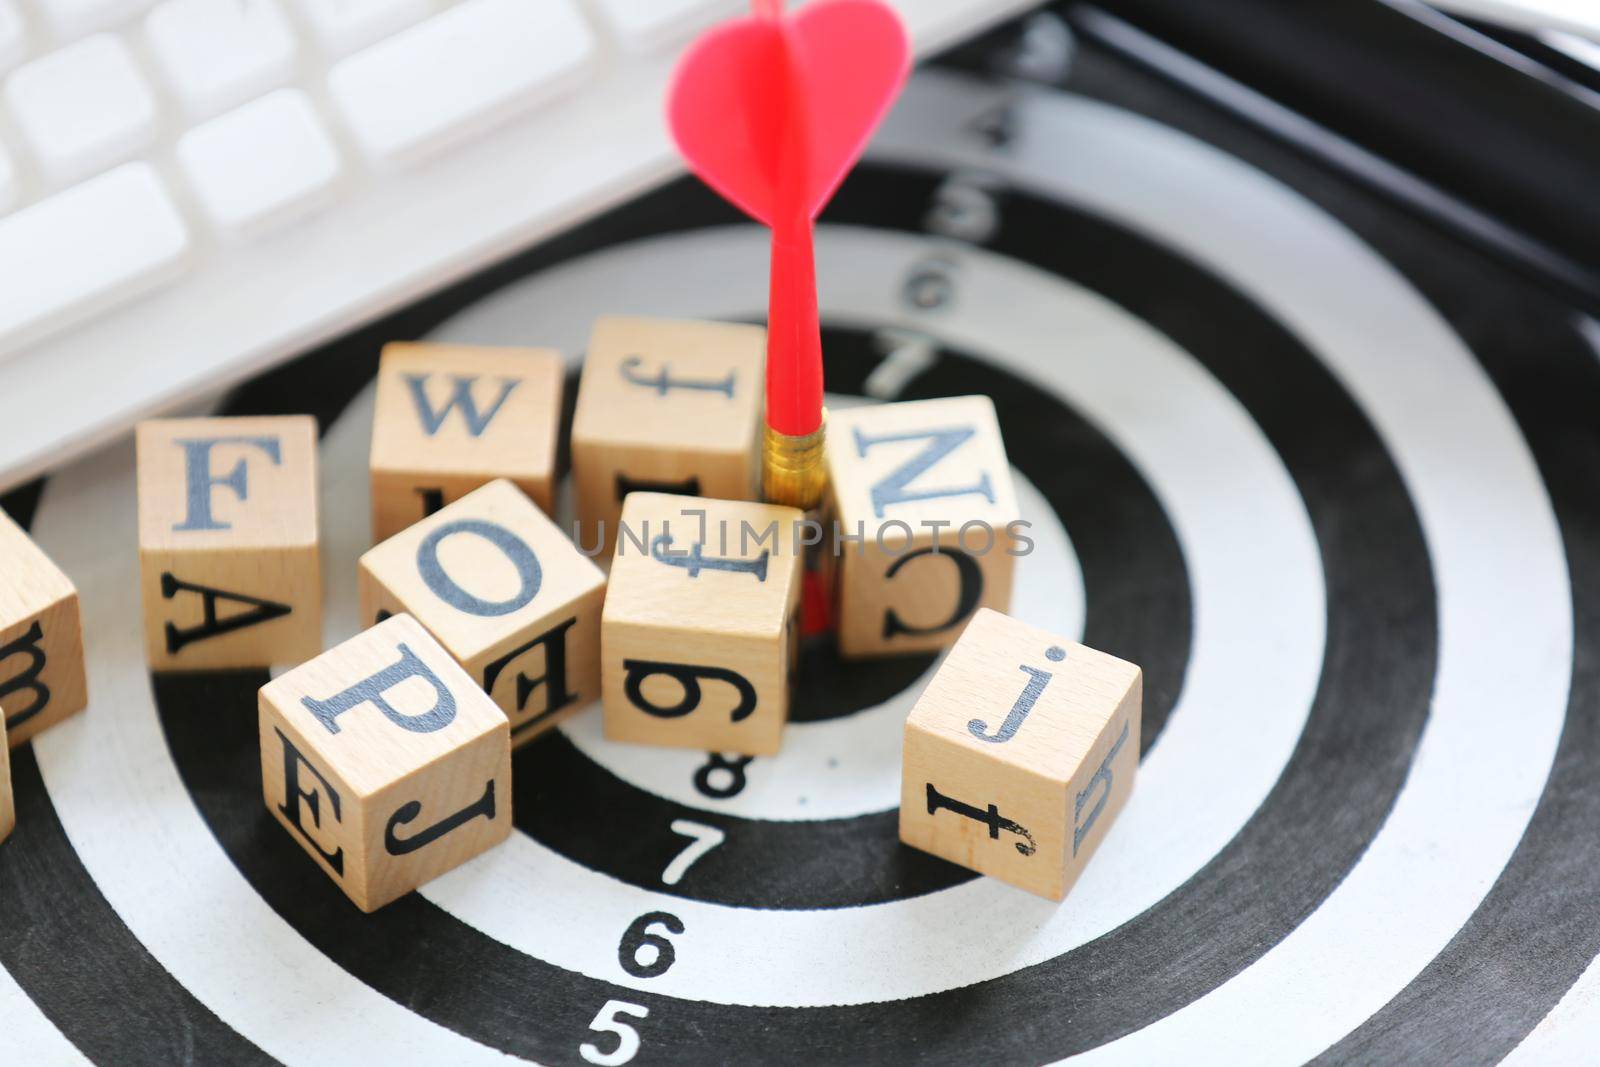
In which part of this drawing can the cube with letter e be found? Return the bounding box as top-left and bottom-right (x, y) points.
(258, 614), (512, 912)
(358, 479), (605, 747)
(826, 395), (1021, 659)
(601, 493), (802, 756)
(900, 609), (1141, 901)
(137, 415), (322, 671)
(369, 342), (565, 542)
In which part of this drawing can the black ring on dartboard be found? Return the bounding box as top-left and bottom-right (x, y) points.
(144, 164), (1438, 1066)
(512, 325), (1193, 909)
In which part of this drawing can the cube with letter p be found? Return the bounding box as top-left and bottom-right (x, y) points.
(259, 614), (512, 912)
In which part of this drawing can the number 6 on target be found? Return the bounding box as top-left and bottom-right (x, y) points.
(580, 1000), (649, 1066)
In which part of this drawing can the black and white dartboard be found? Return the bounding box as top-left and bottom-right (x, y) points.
(4, 24), (1600, 1067)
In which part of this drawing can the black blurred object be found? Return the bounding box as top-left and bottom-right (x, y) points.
(1036, 0), (1600, 314)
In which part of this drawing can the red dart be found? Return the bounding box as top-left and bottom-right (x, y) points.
(668, 0), (910, 443)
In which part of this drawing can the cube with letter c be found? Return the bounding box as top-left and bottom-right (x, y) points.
(358, 479), (605, 747)
(258, 614), (512, 912)
(137, 415), (322, 671)
(825, 395), (1021, 659)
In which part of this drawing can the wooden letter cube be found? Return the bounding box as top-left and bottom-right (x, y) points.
(899, 609), (1141, 901)
(358, 479), (605, 747)
(0, 714), (13, 844)
(369, 342), (565, 542)
(138, 416), (322, 671)
(826, 396), (1021, 659)
(602, 493), (802, 756)
(259, 614), (512, 912)
(571, 316), (765, 556)
(0, 508), (87, 746)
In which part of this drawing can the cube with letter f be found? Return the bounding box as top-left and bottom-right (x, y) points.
(137, 415), (322, 671)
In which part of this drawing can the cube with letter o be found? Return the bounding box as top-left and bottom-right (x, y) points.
(358, 479), (605, 747)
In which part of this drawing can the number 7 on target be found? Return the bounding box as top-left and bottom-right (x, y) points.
(662, 819), (725, 885)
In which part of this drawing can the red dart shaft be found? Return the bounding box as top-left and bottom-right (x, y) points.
(766, 217), (823, 437)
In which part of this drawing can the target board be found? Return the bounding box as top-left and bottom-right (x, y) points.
(3, 51), (1600, 1067)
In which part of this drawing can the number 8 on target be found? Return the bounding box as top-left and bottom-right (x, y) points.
(580, 1000), (649, 1066)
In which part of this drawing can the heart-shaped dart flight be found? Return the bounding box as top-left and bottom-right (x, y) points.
(668, 0), (910, 437)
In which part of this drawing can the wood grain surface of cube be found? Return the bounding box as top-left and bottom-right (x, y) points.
(138, 416), (322, 671)
(602, 493), (802, 756)
(0, 506), (88, 746)
(0, 714), (13, 844)
(826, 396), (1021, 659)
(359, 479), (606, 747)
(571, 316), (765, 557)
(258, 614), (512, 912)
(369, 342), (565, 542)
(899, 609), (1141, 901)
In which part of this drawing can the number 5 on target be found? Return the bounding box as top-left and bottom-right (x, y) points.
(580, 1000), (649, 1066)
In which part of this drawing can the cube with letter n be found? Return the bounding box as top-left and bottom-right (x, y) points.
(826, 395), (1021, 659)
(137, 415), (322, 671)
(258, 614), (511, 912)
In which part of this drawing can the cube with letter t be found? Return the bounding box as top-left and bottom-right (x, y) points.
(137, 416), (322, 671)
(369, 342), (565, 542)
(826, 395), (1022, 659)
(900, 609), (1141, 901)
(358, 479), (606, 747)
(259, 614), (512, 912)
(601, 493), (802, 756)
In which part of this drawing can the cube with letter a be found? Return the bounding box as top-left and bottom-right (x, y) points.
(369, 342), (565, 542)
(0, 508), (87, 747)
(258, 614), (512, 912)
(900, 609), (1141, 901)
(358, 479), (606, 747)
(137, 416), (322, 671)
(601, 493), (802, 756)
(571, 316), (765, 557)
(826, 395), (1021, 659)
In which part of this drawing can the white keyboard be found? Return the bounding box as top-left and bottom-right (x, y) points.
(0, 0), (1034, 491)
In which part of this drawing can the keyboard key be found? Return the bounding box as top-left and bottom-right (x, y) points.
(591, 0), (733, 52)
(0, 143), (15, 212)
(144, 0), (298, 118)
(0, 1), (26, 75)
(0, 164), (189, 344)
(35, 0), (151, 36)
(176, 90), (341, 236)
(327, 0), (595, 164)
(5, 36), (158, 183)
(291, 0), (430, 56)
